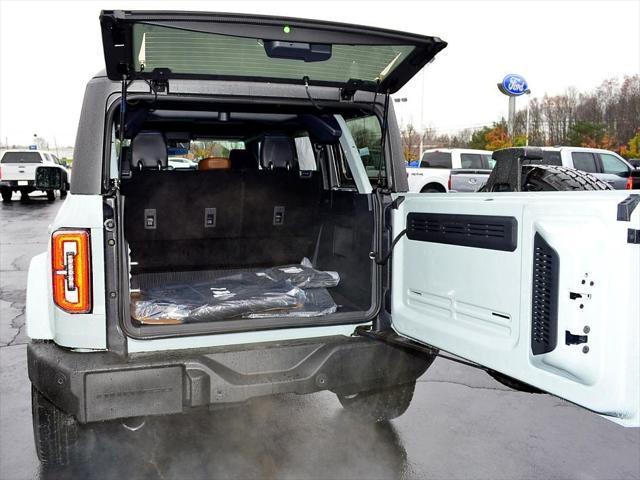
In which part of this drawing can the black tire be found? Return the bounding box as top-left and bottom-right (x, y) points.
(60, 183), (68, 198)
(31, 386), (93, 468)
(1, 189), (11, 202)
(420, 186), (445, 193)
(46, 190), (56, 201)
(522, 165), (613, 191)
(337, 381), (416, 422)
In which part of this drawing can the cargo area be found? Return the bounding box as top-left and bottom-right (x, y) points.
(117, 105), (382, 334)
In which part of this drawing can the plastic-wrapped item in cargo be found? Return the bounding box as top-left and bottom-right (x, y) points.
(260, 258), (340, 289)
(130, 261), (340, 325)
(132, 280), (305, 324)
(246, 288), (337, 318)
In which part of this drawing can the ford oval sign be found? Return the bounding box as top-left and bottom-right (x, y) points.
(499, 74), (529, 96)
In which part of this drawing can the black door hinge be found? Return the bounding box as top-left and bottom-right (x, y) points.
(628, 228), (640, 244)
(340, 79), (365, 101)
(150, 68), (171, 93)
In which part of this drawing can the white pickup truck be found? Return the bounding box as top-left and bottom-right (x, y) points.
(0, 149), (69, 201)
(448, 146), (639, 193)
(407, 148), (493, 192)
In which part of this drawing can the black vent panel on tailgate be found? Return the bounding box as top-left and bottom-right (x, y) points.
(531, 233), (559, 355)
(406, 213), (518, 251)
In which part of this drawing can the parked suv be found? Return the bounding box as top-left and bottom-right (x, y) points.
(407, 148), (493, 192)
(26, 11), (639, 467)
(0, 149), (69, 201)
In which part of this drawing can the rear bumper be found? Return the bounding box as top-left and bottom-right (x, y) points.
(0, 180), (34, 188)
(28, 335), (432, 424)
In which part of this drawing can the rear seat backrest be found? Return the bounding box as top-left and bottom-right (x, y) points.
(123, 134), (323, 269)
(260, 135), (296, 171)
(243, 135), (321, 238)
(229, 149), (258, 170)
(130, 131), (168, 171)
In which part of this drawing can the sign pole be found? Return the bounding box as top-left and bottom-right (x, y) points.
(508, 96), (516, 138)
(498, 74), (529, 140)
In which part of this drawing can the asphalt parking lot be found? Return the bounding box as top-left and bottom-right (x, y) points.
(1, 193), (639, 480)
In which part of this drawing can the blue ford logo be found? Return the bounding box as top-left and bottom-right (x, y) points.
(500, 74), (529, 96)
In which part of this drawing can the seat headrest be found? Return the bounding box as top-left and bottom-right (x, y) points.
(229, 149), (258, 170)
(131, 132), (168, 170)
(198, 157), (231, 171)
(260, 135), (296, 171)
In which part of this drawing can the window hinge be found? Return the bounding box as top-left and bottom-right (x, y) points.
(150, 68), (171, 93)
(340, 79), (365, 101)
(628, 228), (640, 244)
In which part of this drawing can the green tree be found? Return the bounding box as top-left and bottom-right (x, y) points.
(567, 121), (608, 147)
(620, 130), (640, 158)
(468, 126), (492, 150)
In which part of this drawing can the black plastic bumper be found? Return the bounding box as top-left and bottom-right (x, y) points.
(28, 335), (432, 424)
(0, 181), (34, 188)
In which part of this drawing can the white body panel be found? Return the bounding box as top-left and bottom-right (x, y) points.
(26, 253), (54, 339)
(392, 190), (640, 426)
(26, 194), (107, 349)
(407, 168), (449, 193)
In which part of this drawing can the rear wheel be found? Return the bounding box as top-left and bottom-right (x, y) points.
(1, 189), (11, 202)
(522, 165), (613, 191)
(31, 386), (93, 468)
(46, 190), (56, 201)
(420, 185), (445, 193)
(337, 381), (416, 422)
(60, 183), (68, 198)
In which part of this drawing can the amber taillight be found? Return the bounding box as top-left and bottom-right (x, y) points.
(626, 176), (633, 190)
(51, 229), (92, 313)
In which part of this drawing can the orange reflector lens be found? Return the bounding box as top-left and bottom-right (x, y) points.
(51, 229), (92, 313)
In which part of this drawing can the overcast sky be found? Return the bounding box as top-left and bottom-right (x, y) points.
(0, 0), (638, 146)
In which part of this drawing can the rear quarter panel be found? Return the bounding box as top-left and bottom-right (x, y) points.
(26, 194), (107, 349)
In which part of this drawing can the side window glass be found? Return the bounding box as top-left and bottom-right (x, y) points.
(542, 151), (562, 166)
(460, 153), (483, 169)
(420, 152), (452, 168)
(344, 115), (384, 179)
(482, 154), (496, 169)
(571, 152), (598, 173)
(600, 153), (629, 176)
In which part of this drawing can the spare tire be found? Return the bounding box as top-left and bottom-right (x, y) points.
(522, 165), (613, 191)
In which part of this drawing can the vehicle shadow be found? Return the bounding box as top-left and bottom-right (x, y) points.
(39, 394), (410, 480)
(1, 194), (57, 207)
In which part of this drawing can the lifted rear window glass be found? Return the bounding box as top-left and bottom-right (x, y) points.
(133, 25), (414, 85)
(1, 152), (42, 164)
(420, 151), (452, 169)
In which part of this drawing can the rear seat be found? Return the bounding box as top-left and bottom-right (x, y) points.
(122, 133), (322, 270)
(242, 135), (320, 238)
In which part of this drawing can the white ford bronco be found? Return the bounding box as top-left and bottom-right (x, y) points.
(26, 11), (639, 467)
